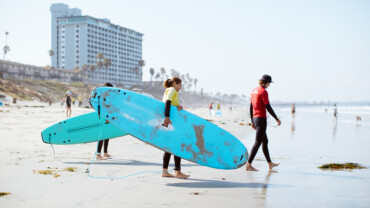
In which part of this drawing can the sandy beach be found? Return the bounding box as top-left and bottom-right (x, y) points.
(1, 101), (370, 208)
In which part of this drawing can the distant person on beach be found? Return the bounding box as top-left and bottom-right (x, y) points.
(162, 77), (190, 179)
(246, 74), (281, 171)
(209, 102), (214, 116)
(216, 103), (222, 116)
(66, 91), (72, 118)
(72, 97), (76, 106)
(78, 95), (82, 107)
(96, 83), (114, 160)
(333, 104), (338, 120)
(229, 104), (232, 111)
(291, 103), (296, 118)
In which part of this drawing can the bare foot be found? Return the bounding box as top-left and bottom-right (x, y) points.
(103, 153), (111, 157)
(162, 170), (175, 178)
(174, 170), (190, 179)
(96, 155), (106, 160)
(246, 165), (258, 171)
(246, 162), (258, 171)
(269, 162), (280, 170)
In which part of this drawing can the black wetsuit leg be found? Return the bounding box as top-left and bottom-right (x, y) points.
(103, 139), (109, 153)
(163, 152), (181, 170)
(163, 152), (171, 169)
(247, 117), (272, 163)
(173, 156), (181, 170)
(97, 140), (103, 153)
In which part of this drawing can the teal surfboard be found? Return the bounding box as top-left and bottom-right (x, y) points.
(89, 87), (248, 169)
(41, 112), (128, 145)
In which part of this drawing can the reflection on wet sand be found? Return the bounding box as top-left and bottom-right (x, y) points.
(246, 170), (278, 207)
(333, 119), (337, 138)
(291, 120), (295, 137)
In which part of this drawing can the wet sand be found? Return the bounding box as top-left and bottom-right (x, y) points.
(0, 103), (369, 207)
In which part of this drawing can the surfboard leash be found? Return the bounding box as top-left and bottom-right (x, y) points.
(49, 133), (56, 159)
(86, 116), (168, 179)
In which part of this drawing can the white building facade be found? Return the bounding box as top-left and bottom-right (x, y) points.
(50, 3), (143, 87)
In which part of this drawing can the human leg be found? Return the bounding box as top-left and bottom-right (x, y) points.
(162, 152), (174, 177)
(173, 156), (189, 179)
(103, 139), (111, 157)
(260, 123), (279, 170)
(96, 140), (105, 160)
(246, 118), (265, 171)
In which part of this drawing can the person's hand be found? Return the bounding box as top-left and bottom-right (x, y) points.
(163, 117), (172, 127)
(277, 119), (281, 126)
(251, 123), (256, 130)
(177, 105), (183, 111)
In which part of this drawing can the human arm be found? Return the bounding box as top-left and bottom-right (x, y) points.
(261, 90), (281, 126)
(249, 103), (256, 129)
(266, 104), (281, 126)
(163, 100), (172, 127)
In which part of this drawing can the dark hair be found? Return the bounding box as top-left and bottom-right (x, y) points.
(259, 80), (266, 86)
(163, 77), (181, 88)
(104, 82), (113, 87)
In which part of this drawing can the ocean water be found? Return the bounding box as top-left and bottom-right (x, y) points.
(242, 106), (370, 208)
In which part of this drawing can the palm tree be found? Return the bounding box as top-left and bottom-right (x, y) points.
(160, 67), (166, 80)
(3, 46), (10, 60)
(155, 72), (161, 82)
(170, 69), (180, 77)
(132, 67), (140, 75)
(81, 64), (89, 73)
(74, 66), (80, 75)
(149, 68), (155, 85)
(137, 60), (145, 85)
(194, 78), (198, 93)
(103, 58), (111, 70)
(48, 50), (55, 67)
(186, 73), (192, 91)
(89, 64), (96, 79)
(138, 60), (145, 68)
(96, 53), (104, 82)
(103, 58), (111, 84)
(180, 74), (186, 90)
(3, 32), (10, 60)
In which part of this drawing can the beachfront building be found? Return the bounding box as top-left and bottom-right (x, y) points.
(50, 3), (144, 88)
(0, 60), (87, 82)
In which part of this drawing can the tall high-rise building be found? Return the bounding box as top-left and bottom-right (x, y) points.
(50, 3), (143, 87)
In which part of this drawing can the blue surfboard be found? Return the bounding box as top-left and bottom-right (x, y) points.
(41, 112), (128, 145)
(89, 87), (248, 169)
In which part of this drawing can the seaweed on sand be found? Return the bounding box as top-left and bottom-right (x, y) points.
(319, 163), (366, 170)
(64, 167), (77, 172)
(0, 192), (10, 197)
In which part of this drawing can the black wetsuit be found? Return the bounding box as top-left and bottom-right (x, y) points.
(98, 120), (110, 154)
(66, 96), (71, 108)
(248, 103), (278, 163)
(97, 139), (109, 154)
(163, 100), (181, 170)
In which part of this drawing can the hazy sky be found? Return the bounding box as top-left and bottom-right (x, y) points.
(0, 0), (369, 102)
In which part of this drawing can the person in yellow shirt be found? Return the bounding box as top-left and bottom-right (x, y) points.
(162, 77), (190, 179)
(78, 95), (82, 107)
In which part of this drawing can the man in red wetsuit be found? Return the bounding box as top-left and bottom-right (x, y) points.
(246, 74), (281, 171)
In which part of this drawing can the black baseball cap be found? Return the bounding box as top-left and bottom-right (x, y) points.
(260, 74), (273, 83)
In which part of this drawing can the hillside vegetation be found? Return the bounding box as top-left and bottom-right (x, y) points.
(0, 78), (246, 107)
